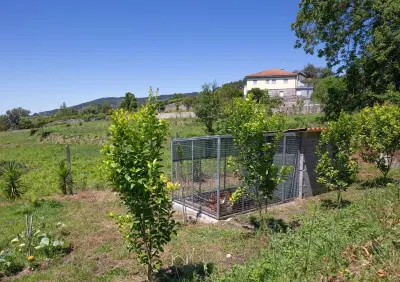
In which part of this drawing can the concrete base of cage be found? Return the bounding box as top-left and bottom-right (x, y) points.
(172, 201), (219, 223)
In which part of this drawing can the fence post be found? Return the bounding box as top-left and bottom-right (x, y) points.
(298, 133), (305, 199)
(282, 134), (287, 202)
(191, 140), (194, 205)
(66, 145), (73, 195)
(217, 136), (221, 219)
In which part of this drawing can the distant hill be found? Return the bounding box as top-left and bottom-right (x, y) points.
(34, 79), (245, 116)
(35, 92), (199, 116)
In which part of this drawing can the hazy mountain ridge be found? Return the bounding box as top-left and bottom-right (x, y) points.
(35, 92), (199, 116)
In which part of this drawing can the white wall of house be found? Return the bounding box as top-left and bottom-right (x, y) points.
(246, 76), (297, 92)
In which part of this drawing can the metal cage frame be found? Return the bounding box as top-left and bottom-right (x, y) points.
(170, 132), (306, 219)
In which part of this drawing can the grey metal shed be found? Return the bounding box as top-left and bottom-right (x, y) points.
(170, 128), (326, 220)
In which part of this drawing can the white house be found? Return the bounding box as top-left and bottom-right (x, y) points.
(244, 69), (313, 102)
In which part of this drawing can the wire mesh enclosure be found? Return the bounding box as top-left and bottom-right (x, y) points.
(171, 133), (302, 219)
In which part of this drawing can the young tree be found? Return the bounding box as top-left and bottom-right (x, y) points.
(102, 88), (177, 281)
(316, 112), (358, 204)
(224, 95), (291, 229)
(120, 92), (138, 112)
(193, 82), (220, 134)
(357, 104), (400, 180)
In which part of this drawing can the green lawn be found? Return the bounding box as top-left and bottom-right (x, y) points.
(0, 118), (205, 200)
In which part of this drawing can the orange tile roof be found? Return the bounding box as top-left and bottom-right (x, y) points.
(246, 69), (297, 77)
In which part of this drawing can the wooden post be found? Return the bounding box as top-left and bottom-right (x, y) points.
(66, 145), (73, 195)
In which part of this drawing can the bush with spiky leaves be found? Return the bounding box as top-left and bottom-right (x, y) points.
(1, 161), (26, 200)
(56, 160), (70, 195)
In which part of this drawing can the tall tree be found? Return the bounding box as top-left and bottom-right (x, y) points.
(193, 82), (220, 134)
(5, 107), (30, 129)
(312, 76), (346, 104)
(0, 115), (10, 131)
(292, 0), (400, 94)
(120, 92), (138, 112)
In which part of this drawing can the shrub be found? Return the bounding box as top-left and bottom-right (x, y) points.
(0, 161), (26, 200)
(357, 104), (400, 179)
(316, 112), (358, 203)
(56, 160), (70, 195)
(102, 88), (178, 281)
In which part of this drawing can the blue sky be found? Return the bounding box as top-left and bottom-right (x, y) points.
(0, 0), (325, 114)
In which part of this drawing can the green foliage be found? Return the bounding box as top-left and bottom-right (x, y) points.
(193, 82), (220, 134)
(182, 96), (196, 111)
(102, 88), (177, 281)
(301, 64), (333, 81)
(10, 220), (66, 259)
(56, 160), (70, 195)
(357, 104), (400, 179)
(247, 88), (265, 103)
(119, 92), (138, 112)
(224, 95), (291, 228)
(0, 115), (9, 132)
(78, 103), (112, 115)
(322, 75), (374, 121)
(54, 103), (78, 119)
(0, 249), (24, 276)
(215, 184), (400, 281)
(316, 112), (358, 203)
(216, 84), (243, 102)
(0, 161), (26, 200)
(312, 76), (345, 104)
(292, 0), (400, 94)
(5, 107), (31, 129)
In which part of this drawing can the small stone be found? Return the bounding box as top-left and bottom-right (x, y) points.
(226, 254), (232, 259)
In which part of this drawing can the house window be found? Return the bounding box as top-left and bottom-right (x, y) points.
(253, 80), (257, 85)
(266, 80), (270, 84)
(279, 91), (284, 97)
(284, 79), (288, 84)
(272, 79), (276, 84)
(296, 90), (302, 96)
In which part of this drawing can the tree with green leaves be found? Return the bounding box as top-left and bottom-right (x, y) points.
(316, 112), (358, 204)
(102, 88), (177, 281)
(357, 104), (400, 180)
(119, 92), (138, 112)
(292, 0), (400, 96)
(193, 82), (220, 134)
(247, 88), (266, 104)
(0, 115), (9, 131)
(182, 96), (196, 111)
(224, 95), (291, 229)
(312, 76), (346, 104)
(6, 107), (30, 129)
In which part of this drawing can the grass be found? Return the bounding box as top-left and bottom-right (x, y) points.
(0, 118), (205, 200)
(0, 166), (398, 281)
